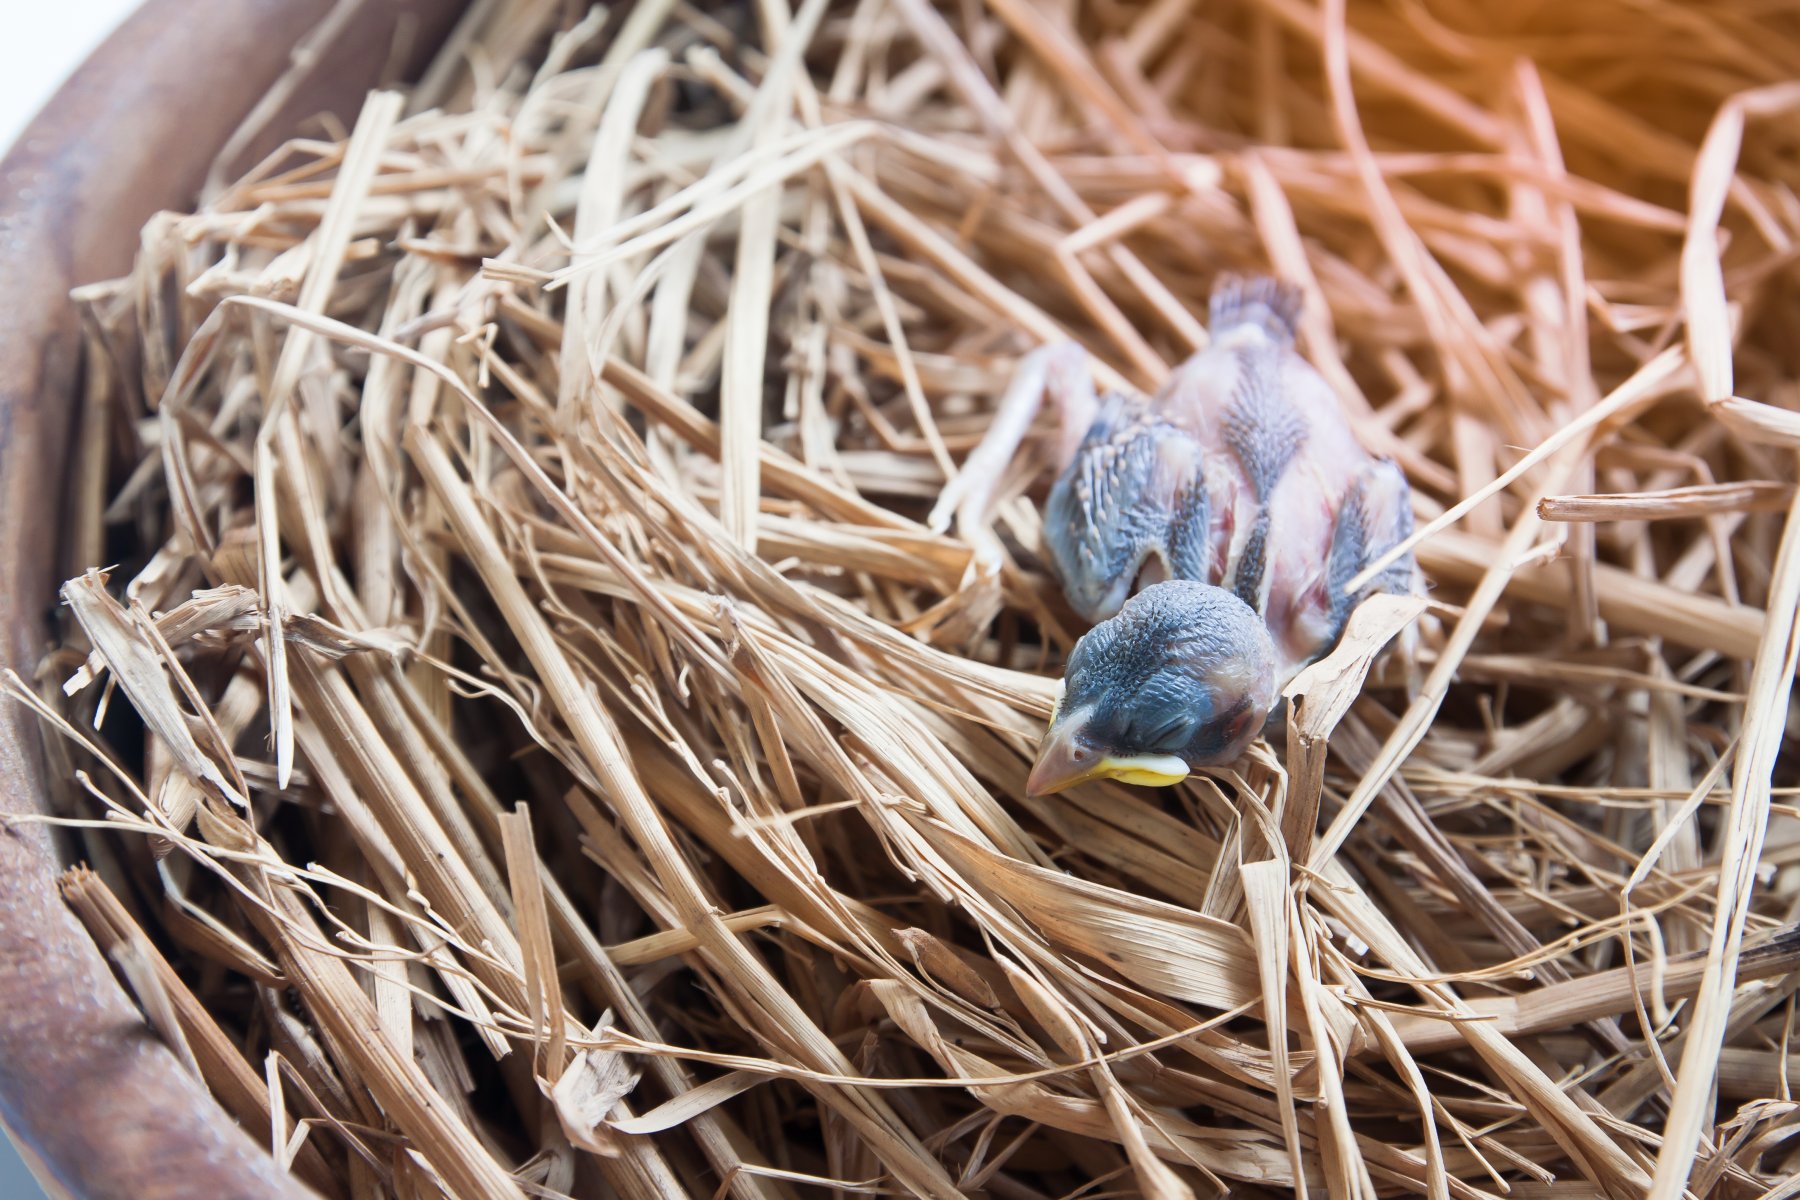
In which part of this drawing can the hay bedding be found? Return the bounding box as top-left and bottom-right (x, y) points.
(20, 0), (1800, 1197)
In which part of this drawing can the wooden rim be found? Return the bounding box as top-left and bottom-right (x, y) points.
(0, 2), (459, 1195)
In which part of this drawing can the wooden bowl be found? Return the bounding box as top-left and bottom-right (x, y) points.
(0, 2), (460, 1195)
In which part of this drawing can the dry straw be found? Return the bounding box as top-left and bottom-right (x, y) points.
(20, 0), (1800, 1197)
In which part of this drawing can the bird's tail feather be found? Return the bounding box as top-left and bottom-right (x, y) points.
(1209, 275), (1302, 346)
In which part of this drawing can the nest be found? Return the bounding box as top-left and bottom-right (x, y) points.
(21, 1), (1800, 1197)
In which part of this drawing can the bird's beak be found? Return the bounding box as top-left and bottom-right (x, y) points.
(1025, 710), (1190, 796)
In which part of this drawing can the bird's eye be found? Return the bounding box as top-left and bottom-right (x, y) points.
(1145, 717), (1196, 753)
(1127, 682), (1208, 752)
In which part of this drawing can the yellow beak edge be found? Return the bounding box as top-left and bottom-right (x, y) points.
(1089, 753), (1190, 788)
(1027, 749), (1190, 795)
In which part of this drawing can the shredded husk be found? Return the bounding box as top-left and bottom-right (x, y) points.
(20, 1), (1800, 1198)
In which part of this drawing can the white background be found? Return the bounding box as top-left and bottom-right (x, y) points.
(0, 3), (142, 154)
(1, 8), (144, 1198)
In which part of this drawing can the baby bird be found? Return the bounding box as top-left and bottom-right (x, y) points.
(933, 277), (1420, 795)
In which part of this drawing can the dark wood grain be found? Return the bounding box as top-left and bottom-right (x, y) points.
(0, 2), (461, 1196)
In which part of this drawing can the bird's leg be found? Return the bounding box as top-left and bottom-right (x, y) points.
(929, 342), (1099, 571)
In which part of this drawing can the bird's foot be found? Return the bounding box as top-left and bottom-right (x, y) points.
(929, 341), (1097, 571)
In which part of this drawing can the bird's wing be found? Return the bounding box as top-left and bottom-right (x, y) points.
(1340, 457), (1418, 595)
(1044, 395), (1211, 623)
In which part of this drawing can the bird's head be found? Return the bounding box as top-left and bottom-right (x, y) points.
(1026, 580), (1277, 796)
